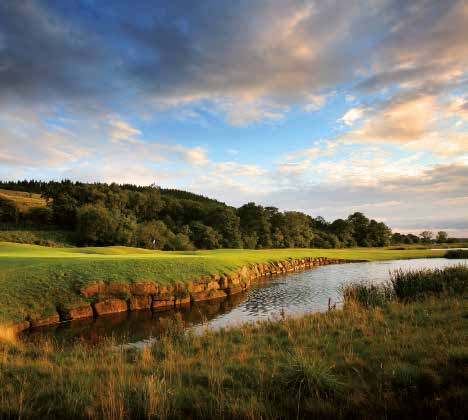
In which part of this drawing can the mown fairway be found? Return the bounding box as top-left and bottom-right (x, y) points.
(0, 242), (445, 324)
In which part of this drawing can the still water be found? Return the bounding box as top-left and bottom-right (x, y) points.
(23, 258), (466, 347)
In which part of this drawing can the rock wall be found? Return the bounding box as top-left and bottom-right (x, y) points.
(14, 257), (350, 331)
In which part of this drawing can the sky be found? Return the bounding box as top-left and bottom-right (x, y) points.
(0, 0), (467, 236)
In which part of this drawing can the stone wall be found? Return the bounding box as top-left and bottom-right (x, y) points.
(14, 257), (350, 331)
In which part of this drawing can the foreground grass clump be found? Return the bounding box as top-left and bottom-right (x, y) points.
(0, 242), (445, 324)
(343, 265), (468, 306)
(446, 249), (468, 259)
(0, 296), (466, 419)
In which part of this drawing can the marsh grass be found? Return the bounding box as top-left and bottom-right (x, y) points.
(343, 264), (468, 307)
(445, 249), (468, 259)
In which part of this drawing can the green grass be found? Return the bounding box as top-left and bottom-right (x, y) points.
(0, 242), (446, 324)
(0, 295), (466, 419)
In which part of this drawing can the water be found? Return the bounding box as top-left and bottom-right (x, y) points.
(23, 258), (466, 347)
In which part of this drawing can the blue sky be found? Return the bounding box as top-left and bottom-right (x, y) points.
(0, 0), (467, 235)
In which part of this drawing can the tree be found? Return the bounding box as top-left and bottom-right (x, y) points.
(436, 231), (448, 243)
(367, 220), (392, 247)
(136, 220), (175, 250)
(237, 203), (271, 248)
(282, 211), (314, 248)
(207, 207), (242, 248)
(24, 206), (53, 225)
(189, 222), (222, 249)
(419, 230), (433, 243)
(76, 204), (136, 246)
(0, 197), (20, 225)
(347, 212), (369, 246)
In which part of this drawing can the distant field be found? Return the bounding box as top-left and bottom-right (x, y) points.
(0, 242), (445, 324)
(0, 188), (47, 209)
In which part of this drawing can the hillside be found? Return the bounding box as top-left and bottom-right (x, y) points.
(0, 188), (47, 210)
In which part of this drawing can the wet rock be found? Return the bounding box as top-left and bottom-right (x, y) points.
(29, 313), (60, 328)
(152, 297), (175, 311)
(93, 299), (128, 316)
(129, 296), (152, 311)
(80, 280), (106, 297)
(191, 289), (228, 302)
(219, 276), (229, 289)
(175, 296), (191, 306)
(60, 303), (93, 321)
(226, 286), (243, 295)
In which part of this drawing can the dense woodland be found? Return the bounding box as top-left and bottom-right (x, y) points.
(0, 180), (458, 250)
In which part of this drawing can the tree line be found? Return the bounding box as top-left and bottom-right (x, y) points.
(0, 180), (458, 249)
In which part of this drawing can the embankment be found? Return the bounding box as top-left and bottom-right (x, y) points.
(11, 256), (350, 332)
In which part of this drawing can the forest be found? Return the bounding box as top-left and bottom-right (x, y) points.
(0, 180), (452, 250)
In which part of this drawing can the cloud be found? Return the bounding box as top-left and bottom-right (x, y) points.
(108, 120), (142, 143)
(339, 107), (365, 126)
(304, 94), (326, 112)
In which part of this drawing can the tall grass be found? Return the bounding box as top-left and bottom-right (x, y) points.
(445, 249), (468, 259)
(1, 296), (466, 419)
(343, 264), (468, 307)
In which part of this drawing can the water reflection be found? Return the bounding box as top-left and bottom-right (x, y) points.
(23, 258), (466, 346)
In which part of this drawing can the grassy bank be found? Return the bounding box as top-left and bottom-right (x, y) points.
(0, 242), (445, 324)
(1, 286), (466, 418)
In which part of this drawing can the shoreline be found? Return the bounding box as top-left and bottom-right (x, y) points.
(12, 256), (353, 332)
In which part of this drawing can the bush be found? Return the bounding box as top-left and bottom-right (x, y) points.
(445, 249), (468, 259)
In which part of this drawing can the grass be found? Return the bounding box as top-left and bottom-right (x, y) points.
(0, 242), (446, 324)
(0, 293), (466, 418)
(343, 264), (468, 307)
(0, 189), (47, 210)
(446, 249), (468, 259)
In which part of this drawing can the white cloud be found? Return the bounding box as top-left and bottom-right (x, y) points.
(108, 119), (142, 143)
(339, 107), (365, 125)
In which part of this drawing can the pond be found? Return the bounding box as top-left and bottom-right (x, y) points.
(23, 258), (466, 347)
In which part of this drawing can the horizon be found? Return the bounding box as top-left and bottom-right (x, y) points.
(1, 1), (467, 236)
